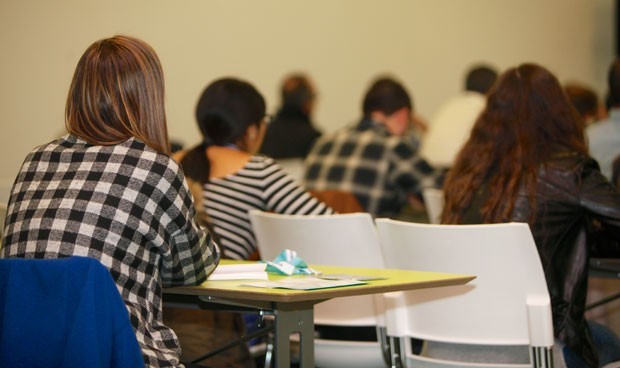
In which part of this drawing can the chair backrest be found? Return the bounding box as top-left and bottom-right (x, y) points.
(375, 219), (554, 366)
(249, 210), (384, 325)
(0, 256), (144, 368)
(421, 187), (444, 224)
(308, 189), (365, 214)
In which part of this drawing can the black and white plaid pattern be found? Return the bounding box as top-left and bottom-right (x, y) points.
(203, 156), (334, 260)
(303, 119), (443, 217)
(1, 135), (219, 367)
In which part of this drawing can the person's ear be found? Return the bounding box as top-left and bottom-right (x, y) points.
(241, 123), (265, 154)
(246, 125), (258, 140)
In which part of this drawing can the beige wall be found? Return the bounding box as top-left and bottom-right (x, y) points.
(0, 0), (615, 196)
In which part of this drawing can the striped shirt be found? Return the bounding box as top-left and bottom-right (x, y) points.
(1, 135), (219, 367)
(201, 155), (334, 259)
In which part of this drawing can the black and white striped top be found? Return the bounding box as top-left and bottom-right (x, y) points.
(202, 156), (334, 259)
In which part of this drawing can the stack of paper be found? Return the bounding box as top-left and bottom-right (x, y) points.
(208, 263), (268, 281)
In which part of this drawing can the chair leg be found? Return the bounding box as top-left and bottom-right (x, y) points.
(388, 336), (404, 368)
(531, 346), (554, 368)
(377, 327), (391, 367)
(586, 291), (620, 311)
(258, 312), (275, 368)
(263, 333), (274, 368)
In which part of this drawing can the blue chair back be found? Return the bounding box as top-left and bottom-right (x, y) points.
(0, 256), (144, 368)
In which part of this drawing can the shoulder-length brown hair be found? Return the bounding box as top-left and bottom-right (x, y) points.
(65, 35), (170, 154)
(442, 63), (587, 224)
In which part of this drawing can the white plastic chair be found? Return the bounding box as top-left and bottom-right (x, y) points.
(375, 219), (554, 368)
(249, 210), (388, 368)
(421, 187), (444, 224)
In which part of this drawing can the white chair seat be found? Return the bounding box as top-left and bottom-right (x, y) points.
(315, 339), (385, 368)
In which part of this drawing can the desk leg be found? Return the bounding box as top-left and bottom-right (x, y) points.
(273, 305), (315, 367)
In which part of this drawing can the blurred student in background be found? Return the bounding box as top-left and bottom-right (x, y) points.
(169, 77), (334, 366)
(587, 59), (620, 180)
(564, 82), (606, 126)
(304, 76), (443, 218)
(259, 73), (322, 159)
(420, 64), (498, 168)
(177, 77), (333, 260)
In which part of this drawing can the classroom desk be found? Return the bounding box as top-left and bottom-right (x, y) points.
(164, 262), (475, 368)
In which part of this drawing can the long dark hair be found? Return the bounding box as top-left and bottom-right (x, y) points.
(442, 63), (587, 224)
(180, 78), (266, 183)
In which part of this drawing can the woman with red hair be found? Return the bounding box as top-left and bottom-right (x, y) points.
(442, 63), (620, 367)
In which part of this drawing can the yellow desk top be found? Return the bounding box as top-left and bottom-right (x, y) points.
(165, 260), (475, 304)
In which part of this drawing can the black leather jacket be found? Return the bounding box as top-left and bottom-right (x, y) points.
(462, 152), (620, 367)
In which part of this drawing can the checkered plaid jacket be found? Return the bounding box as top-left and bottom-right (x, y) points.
(303, 118), (443, 217)
(1, 135), (219, 367)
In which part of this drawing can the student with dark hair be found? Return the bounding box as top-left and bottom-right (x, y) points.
(170, 77), (333, 366)
(177, 77), (333, 261)
(465, 65), (498, 93)
(259, 73), (322, 159)
(564, 82), (605, 126)
(303, 76), (442, 218)
(587, 58), (620, 179)
(442, 63), (620, 367)
(1, 35), (219, 367)
(421, 63), (498, 168)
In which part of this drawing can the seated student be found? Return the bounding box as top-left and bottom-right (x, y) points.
(587, 58), (620, 180)
(172, 77), (334, 366)
(442, 63), (620, 367)
(303, 76), (443, 218)
(0, 35), (219, 367)
(564, 82), (606, 126)
(259, 72), (322, 159)
(177, 77), (334, 261)
(420, 64), (498, 168)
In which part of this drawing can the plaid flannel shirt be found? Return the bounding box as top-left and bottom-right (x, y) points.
(303, 118), (443, 217)
(1, 135), (219, 367)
